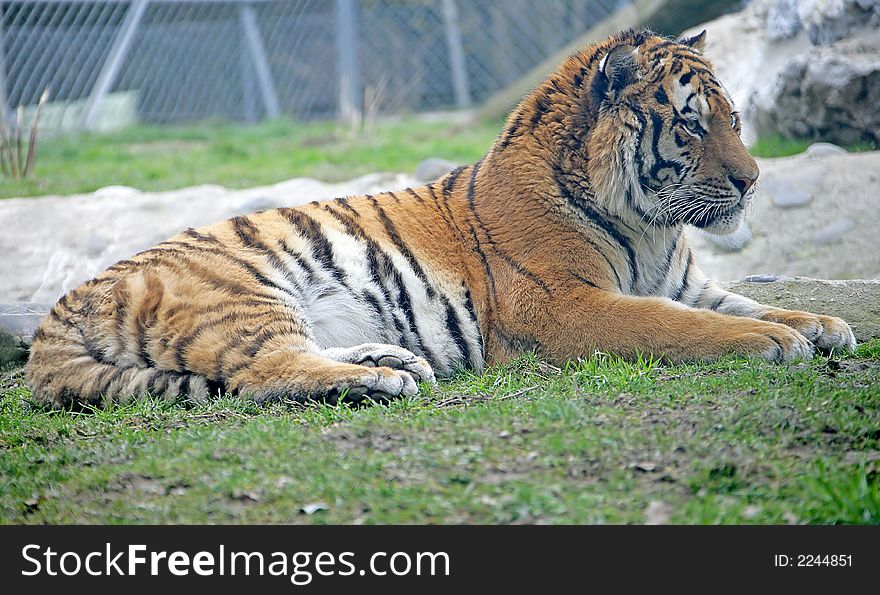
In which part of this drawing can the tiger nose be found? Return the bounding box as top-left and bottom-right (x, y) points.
(728, 174), (756, 197)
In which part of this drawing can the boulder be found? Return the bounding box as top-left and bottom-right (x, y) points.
(0, 172), (419, 303)
(752, 29), (880, 146)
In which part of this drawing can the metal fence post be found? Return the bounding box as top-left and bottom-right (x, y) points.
(441, 0), (471, 109)
(241, 33), (257, 124)
(80, 0), (149, 131)
(335, 0), (361, 124)
(0, 4), (10, 129)
(239, 2), (280, 120)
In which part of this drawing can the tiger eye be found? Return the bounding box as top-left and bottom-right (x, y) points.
(684, 119), (702, 135)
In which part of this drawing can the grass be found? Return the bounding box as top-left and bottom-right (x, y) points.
(2, 341), (879, 525)
(749, 134), (877, 158)
(0, 116), (502, 199)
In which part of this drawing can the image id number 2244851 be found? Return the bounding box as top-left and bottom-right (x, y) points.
(774, 555), (852, 567)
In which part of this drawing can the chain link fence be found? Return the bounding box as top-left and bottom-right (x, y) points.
(1, 0), (624, 136)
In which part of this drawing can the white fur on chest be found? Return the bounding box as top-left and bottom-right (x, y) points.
(303, 285), (386, 348)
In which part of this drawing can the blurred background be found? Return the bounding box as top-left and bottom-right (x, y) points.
(1, 0), (747, 134)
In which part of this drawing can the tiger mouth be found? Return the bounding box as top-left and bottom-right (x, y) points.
(687, 198), (745, 229)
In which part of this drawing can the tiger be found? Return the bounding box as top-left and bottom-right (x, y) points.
(26, 28), (856, 409)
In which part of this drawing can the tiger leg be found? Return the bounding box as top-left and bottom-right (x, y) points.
(225, 344), (429, 404)
(681, 265), (856, 353)
(511, 285), (815, 364)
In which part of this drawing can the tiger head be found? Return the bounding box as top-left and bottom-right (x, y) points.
(520, 29), (760, 236)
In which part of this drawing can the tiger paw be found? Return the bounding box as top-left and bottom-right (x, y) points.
(327, 366), (420, 405)
(320, 343), (437, 386)
(761, 310), (856, 353)
(721, 319), (815, 363)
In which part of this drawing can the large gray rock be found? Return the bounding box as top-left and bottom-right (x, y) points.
(0, 172), (419, 303)
(722, 276), (880, 342)
(753, 29), (880, 145)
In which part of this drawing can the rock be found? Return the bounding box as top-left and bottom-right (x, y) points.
(761, 176), (814, 208)
(796, 0), (880, 45)
(415, 158), (457, 182)
(0, 172), (420, 302)
(753, 29), (880, 146)
(700, 221), (753, 252)
(644, 500), (674, 525)
(722, 277), (880, 342)
(741, 274), (796, 283)
(804, 141), (848, 158)
(681, 2), (880, 146)
(812, 216), (856, 245)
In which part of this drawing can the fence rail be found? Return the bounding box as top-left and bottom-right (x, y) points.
(1, 0), (623, 135)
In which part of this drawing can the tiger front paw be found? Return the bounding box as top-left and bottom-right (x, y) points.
(721, 319), (815, 363)
(761, 310), (856, 353)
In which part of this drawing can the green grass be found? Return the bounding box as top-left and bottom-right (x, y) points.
(750, 134), (877, 158)
(2, 341), (879, 525)
(0, 116), (501, 199)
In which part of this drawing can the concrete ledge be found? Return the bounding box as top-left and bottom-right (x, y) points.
(722, 276), (880, 343)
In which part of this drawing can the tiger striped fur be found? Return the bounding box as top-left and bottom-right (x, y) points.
(27, 29), (856, 408)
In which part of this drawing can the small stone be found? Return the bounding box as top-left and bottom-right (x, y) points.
(415, 158), (457, 182)
(761, 177), (813, 208)
(702, 221), (752, 252)
(812, 217), (856, 245)
(742, 505), (761, 520)
(742, 274), (778, 283)
(299, 502), (329, 515)
(805, 142), (848, 158)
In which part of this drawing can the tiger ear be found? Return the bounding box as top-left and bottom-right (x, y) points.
(679, 29), (707, 51)
(596, 44), (639, 103)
